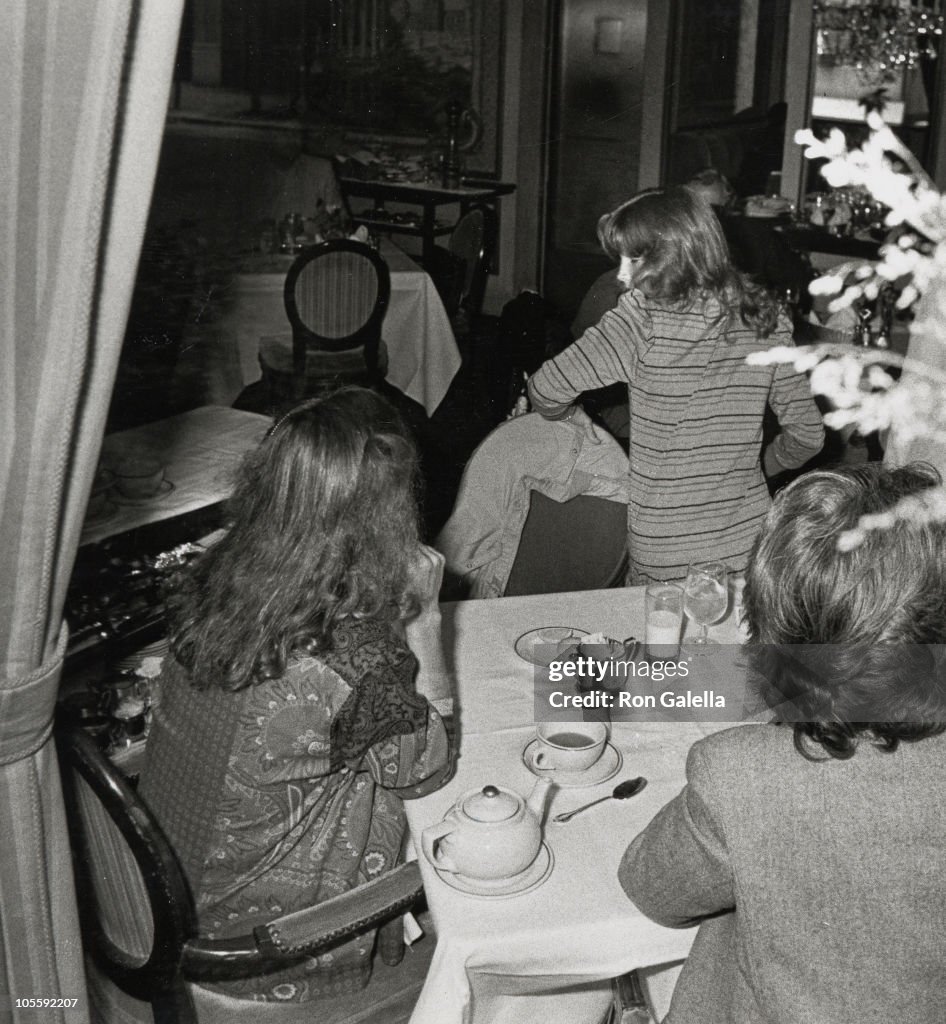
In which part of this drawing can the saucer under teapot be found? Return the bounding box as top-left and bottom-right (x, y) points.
(421, 778), (552, 881)
(434, 841), (554, 899)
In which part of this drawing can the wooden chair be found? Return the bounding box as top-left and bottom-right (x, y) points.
(423, 245), (466, 320)
(503, 491), (628, 597)
(436, 413), (629, 598)
(259, 239), (391, 411)
(427, 204), (497, 329)
(56, 721), (424, 1024)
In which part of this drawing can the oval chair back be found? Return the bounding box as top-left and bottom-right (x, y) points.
(260, 239), (392, 408)
(284, 238), (391, 360)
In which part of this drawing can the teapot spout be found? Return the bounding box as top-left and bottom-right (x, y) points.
(525, 777), (553, 822)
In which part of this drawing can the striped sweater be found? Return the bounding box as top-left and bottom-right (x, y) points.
(527, 288), (824, 584)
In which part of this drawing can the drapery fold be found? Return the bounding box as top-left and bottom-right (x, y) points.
(0, 2), (183, 1019)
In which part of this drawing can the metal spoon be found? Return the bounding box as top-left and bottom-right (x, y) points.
(552, 777), (647, 823)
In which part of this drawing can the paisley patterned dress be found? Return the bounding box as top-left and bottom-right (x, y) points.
(139, 617), (452, 1004)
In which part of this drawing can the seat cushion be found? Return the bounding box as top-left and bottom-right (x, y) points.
(259, 333), (389, 380)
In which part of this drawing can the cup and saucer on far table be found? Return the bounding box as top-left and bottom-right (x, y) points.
(111, 457), (175, 505)
(523, 721), (623, 788)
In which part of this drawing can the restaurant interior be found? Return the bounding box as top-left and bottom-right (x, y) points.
(3, 1), (946, 1022)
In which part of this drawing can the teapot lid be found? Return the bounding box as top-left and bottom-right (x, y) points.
(461, 785), (521, 822)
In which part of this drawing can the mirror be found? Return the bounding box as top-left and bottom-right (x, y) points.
(804, 0), (942, 193)
(176, 0), (504, 176)
(662, 0), (792, 198)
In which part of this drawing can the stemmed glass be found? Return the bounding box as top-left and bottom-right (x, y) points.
(683, 561), (729, 654)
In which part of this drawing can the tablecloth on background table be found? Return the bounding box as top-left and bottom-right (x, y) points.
(82, 407), (269, 546)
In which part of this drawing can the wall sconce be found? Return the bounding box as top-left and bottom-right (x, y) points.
(594, 17), (624, 55)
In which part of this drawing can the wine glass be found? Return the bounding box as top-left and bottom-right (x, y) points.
(683, 561), (729, 653)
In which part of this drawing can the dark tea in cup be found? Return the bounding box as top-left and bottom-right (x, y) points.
(544, 731), (596, 748)
(530, 722), (607, 772)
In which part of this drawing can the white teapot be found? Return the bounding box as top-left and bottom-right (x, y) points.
(421, 778), (552, 880)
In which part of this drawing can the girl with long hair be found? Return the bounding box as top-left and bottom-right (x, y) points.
(528, 185), (825, 583)
(140, 387), (453, 1006)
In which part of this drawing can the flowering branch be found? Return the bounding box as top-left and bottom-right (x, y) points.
(755, 116), (946, 544)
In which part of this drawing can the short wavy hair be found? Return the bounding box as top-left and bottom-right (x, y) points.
(744, 462), (946, 758)
(597, 185), (780, 337)
(170, 387), (422, 691)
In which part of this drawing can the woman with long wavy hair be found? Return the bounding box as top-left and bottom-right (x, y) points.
(528, 185), (824, 583)
(619, 463), (946, 1023)
(139, 387), (453, 1008)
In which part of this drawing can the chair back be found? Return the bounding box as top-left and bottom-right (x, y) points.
(57, 719), (426, 1022)
(57, 722), (196, 1005)
(503, 491), (628, 596)
(284, 239), (391, 368)
(448, 204), (497, 318)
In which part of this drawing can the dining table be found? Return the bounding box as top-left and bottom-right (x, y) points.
(81, 406), (270, 547)
(339, 176), (516, 264)
(406, 586), (749, 1024)
(206, 237), (461, 416)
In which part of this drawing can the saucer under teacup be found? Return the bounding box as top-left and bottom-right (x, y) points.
(522, 740), (622, 788)
(113, 479), (175, 505)
(433, 841), (554, 899)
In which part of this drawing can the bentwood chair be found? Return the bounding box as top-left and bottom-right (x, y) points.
(57, 720), (423, 1024)
(258, 239), (391, 411)
(427, 204), (497, 338)
(436, 413), (628, 599)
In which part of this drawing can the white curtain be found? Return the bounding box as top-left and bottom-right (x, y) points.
(0, 2), (183, 1019)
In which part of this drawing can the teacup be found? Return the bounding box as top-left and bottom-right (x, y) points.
(114, 456), (166, 499)
(528, 721), (608, 773)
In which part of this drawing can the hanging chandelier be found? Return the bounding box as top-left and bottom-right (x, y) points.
(814, 0), (944, 75)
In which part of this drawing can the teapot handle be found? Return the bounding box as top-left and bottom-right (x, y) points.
(421, 820), (460, 874)
(526, 748), (557, 771)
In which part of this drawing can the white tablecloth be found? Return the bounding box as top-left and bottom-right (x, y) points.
(406, 588), (748, 1024)
(81, 406), (269, 546)
(208, 239), (461, 416)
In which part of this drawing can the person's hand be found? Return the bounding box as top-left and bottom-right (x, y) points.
(406, 544), (445, 614)
(507, 392), (531, 419)
(403, 545), (452, 702)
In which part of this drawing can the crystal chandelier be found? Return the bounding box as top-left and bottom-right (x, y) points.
(815, 0), (944, 76)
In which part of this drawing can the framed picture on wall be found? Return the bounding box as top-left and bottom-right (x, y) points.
(204, 0), (505, 176)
